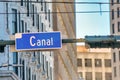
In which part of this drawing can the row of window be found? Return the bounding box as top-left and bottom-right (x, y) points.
(113, 51), (120, 63)
(21, 0), (50, 18)
(111, 0), (120, 5)
(11, 1), (51, 34)
(113, 66), (120, 78)
(111, 1), (120, 34)
(113, 51), (120, 78)
(11, 9), (45, 34)
(13, 51), (53, 80)
(112, 22), (120, 34)
(11, 0), (53, 80)
(111, 8), (120, 20)
(77, 58), (111, 67)
(78, 72), (112, 80)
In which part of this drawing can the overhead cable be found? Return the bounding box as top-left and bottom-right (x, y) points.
(0, 11), (117, 14)
(0, 1), (116, 4)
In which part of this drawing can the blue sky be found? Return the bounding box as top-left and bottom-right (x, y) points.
(76, 0), (110, 38)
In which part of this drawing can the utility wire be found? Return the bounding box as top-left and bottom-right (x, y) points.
(0, 1), (117, 4)
(0, 11), (116, 14)
(0, 1), (113, 14)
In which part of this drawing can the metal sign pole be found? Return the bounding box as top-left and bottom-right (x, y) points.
(0, 39), (85, 46)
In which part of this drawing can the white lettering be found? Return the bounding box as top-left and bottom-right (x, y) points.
(30, 36), (36, 46)
(30, 36), (54, 47)
(46, 39), (51, 46)
(37, 39), (41, 46)
(41, 39), (46, 46)
(51, 38), (53, 45)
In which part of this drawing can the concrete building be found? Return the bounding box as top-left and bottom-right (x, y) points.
(77, 46), (112, 80)
(52, 0), (78, 80)
(110, 0), (120, 80)
(0, 0), (54, 80)
(0, 0), (78, 80)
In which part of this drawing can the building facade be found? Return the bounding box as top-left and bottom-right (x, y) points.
(77, 46), (112, 80)
(52, 0), (78, 80)
(110, 0), (120, 80)
(0, 0), (54, 80)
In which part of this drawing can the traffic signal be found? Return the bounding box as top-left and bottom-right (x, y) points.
(85, 35), (120, 48)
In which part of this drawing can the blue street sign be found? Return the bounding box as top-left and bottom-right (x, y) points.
(15, 32), (62, 51)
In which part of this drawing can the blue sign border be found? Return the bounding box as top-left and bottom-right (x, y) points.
(15, 31), (62, 51)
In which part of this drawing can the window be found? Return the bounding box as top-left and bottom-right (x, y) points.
(18, 12), (21, 33)
(112, 24), (114, 33)
(46, 61), (49, 77)
(95, 59), (102, 67)
(41, 23), (44, 32)
(111, 0), (114, 5)
(77, 59), (82, 67)
(26, 67), (29, 80)
(12, 9), (17, 34)
(105, 72), (112, 80)
(34, 6), (37, 27)
(78, 72), (83, 78)
(41, 54), (44, 71)
(28, 68), (31, 80)
(105, 59), (111, 67)
(118, 22), (120, 32)
(43, 56), (46, 71)
(27, 0), (30, 16)
(13, 52), (18, 75)
(114, 67), (117, 77)
(48, 9), (51, 27)
(48, 9), (50, 22)
(50, 67), (53, 80)
(32, 75), (36, 80)
(21, 0), (23, 6)
(41, 0), (43, 11)
(113, 52), (116, 62)
(117, 8), (120, 18)
(112, 9), (114, 20)
(36, 14), (39, 32)
(32, 4), (35, 26)
(25, 22), (27, 32)
(44, 2), (47, 13)
(39, 16), (42, 32)
(21, 20), (24, 32)
(95, 72), (102, 80)
(20, 59), (22, 77)
(85, 59), (92, 67)
(26, 67), (31, 80)
(24, 0), (27, 7)
(21, 0), (27, 6)
(37, 52), (40, 64)
(6, 3), (8, 29)
(0, 46), (4, 52)
(86, 72), (92, 80)
(13, 52), (18, 64)
(44, 2), (47, 19)
(22, 60), (25, 80)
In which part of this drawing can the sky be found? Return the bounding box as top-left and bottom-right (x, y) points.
(76, 0), (110, 38)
